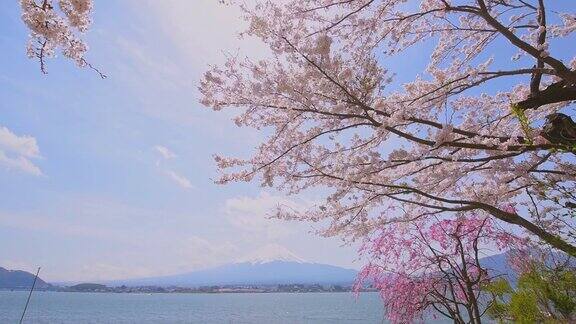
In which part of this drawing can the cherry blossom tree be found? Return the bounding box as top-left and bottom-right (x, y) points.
(355, 215), (519, 323)
(200, 0), (576, 255)
(20, 0), (103, 77)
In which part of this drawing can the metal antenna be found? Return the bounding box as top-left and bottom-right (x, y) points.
(19, 267), (41, 324)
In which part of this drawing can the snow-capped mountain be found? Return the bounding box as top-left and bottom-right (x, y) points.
(110, 244), (357, 287)
(234, 243), (307, 264)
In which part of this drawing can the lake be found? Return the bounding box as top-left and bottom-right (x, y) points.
(1, 291), (388, 323)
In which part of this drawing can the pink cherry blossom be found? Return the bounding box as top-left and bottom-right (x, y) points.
(20, 0), (102, 76)
(355, 215), (521, 323)
(201, 0), (576, 256)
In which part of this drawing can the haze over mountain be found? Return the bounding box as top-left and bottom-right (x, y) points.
(1, 246), (528, 289)
(234, 244), (307, 264)
(109, 244), (358, 287)
(107, 248), (520, 288)
(479, 252), (511, 277)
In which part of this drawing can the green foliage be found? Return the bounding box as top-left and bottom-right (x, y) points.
(509, 291), (542, 323)
(483, 264), (576, 323)
(510, 103), (534, 145)
(483, 278), (513, 322)
(484, 277), (513, 295)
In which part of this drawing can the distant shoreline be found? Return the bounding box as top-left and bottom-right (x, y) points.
(1, 289), (378, 295)
(2, 284), (377, 294)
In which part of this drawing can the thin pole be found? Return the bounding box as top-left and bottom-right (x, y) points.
(19, 267), (40, 324)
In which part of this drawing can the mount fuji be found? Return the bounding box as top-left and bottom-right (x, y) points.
(110, 244), (358, 287)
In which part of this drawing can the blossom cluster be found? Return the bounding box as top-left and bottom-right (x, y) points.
(20, 0), (93, 73)
(201, 0), (576, 253)
(355, 215), (522, 323)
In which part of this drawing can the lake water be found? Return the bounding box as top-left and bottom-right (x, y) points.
(1, 291), (388, 323)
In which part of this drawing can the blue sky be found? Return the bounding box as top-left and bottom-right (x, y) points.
(0, 0), (358, 282)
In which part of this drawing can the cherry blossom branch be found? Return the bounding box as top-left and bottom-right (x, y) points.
(475, 0), (576, 84)
(201, 0), (576, 258)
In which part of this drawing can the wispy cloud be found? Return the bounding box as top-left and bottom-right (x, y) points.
(153, 145), (193, 189)
(0, 197), (236, 281)
(164, 170), (193, 189)
(154, 145), (177, 160)
(0, 126), (42, 175)
(224, 192), (309, 241)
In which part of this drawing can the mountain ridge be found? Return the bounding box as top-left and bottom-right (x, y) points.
(234, 243), (308, 265)
(2, 251), (525, 289)
(108, 260), (358, 287)
(0, 266), (51, 289)
(107, 251), (516, 288)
